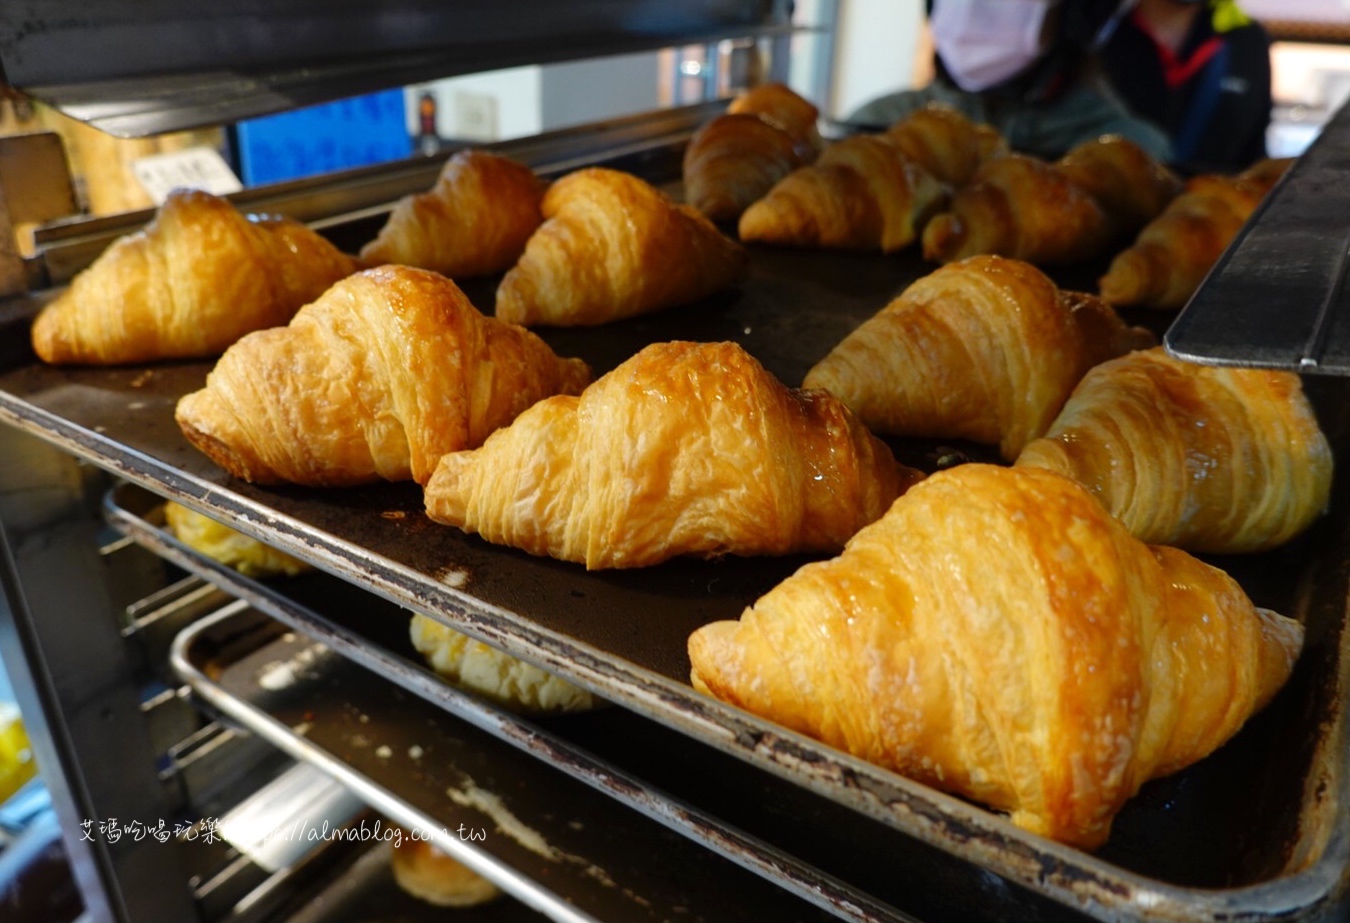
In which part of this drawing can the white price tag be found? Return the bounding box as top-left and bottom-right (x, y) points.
(131, 147), (244, 205)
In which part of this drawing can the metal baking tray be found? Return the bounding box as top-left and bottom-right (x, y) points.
(2, 159), (1349, 921)
(171, 603), (850, 923)
(108, 482), (921, 923)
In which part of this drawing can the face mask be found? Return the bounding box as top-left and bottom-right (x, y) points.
(931, 0), (1062, 92)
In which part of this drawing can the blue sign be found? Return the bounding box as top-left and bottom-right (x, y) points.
(236, 89), (411, 186)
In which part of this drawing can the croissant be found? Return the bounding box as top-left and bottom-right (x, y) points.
(1015, 348), (1332, 554)
(802, 256), (1155, 460)
(688, 463), (1304, 850)
(727, 82), (823, 154)
(31, 189), (359, 365)
(738, 135), (946, 252)
(495, 168), (749, 327)
(359, 149), (545, 277)
(1097, 173), (1266, 309)
(1053, 134), (1181, 237)
(683, 113), (814, 223)
(176, 265), (590, 487)
(922, 153), (1114, 265)
(410, 615), (599, 714)
(424, 341), (922, 569)
(164, 502), (309, 578)
(885, 105), (1006, 187)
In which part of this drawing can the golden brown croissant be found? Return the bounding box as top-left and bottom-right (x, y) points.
(688, 463), (1304, 850)
(424, 341), (922, 569)
(885, 105), (1007, 187)
(738, 134), (946, 252)
(1097, 173), (1266, 309)
(683, 113), (815, 223)
(922, 153), (1114, 265)
(176, 265), (590, 487)
(1015, 348), (1332, 553)
(359, 149), (545, 277)
(802, 256), (1155, 459)
(389, 835), (499, 907)
(495, 168), (749, 327)
(727, 82), (823, 154)
(1238, 156), (1294, 196)
(31, 189), (359, 365)
(1053, 134), (1181, 236)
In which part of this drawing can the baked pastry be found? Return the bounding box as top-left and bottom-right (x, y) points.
(922, 153), (1114, 265)
(164, 502), (309, 577)
(802, 256), (1155, 460)
(424, 341), (922, 569)
(1097, 171), (1268, 309)
(495, 168), (749, 327)
(176, 265), (590, 487)
(688, 463), (1304, 850)
(885, 105), (1006, 187)
(410, 615), (599, 713)
(359, 149), (545, 278)
(727, 82), (823, 154)
(1053, 134), (1181, 237)
(31, 189), (358, 365)
(389, 834), (499, 907)
(683, 113), (815, 223)
(738, 134), (946, 252)
(1015, 347), (1333, 554)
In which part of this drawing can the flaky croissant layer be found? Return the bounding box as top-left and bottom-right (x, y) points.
(424, 340), (922, 569)
(1017, 347), (1333, 553)
(176, 265), (590, 487)
(32, 189), (359, 365)
(689, 464), (1303, 849)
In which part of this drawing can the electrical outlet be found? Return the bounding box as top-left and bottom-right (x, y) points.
(454, 91), (499, 142)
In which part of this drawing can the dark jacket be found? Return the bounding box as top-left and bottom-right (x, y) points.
(1102, 1), (1272, 174)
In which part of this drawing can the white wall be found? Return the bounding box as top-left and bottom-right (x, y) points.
(828, 0), (926, 121)
(406, 66), (543, 143)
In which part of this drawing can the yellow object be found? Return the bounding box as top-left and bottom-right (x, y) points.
(164, 502), (310, 578)
(0, 704), (37, 804)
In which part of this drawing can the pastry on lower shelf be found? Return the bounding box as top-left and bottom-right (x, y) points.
(31, 189), (359, 365)
(176, 265), (590, 487)
(1015, 347), (1333, 554)
(738, 134), (946, 253)
(688, 464), (1304, 850)
(802, 256), (1155, 460)
(494, 168), (749, 327)
(683, 113), (815, 223)
(884, 105), (1007, 187)
(410, 615), (599, 714)
(424, 341), (922, 569)
(727, 82), (823, 155)
(359, 149), (545, 278)
(922, 153), (1114, 265)
(1095, 157), (1292, 310)
(164, 502), (309, 578)
(1053, 134), (1182, 237)
(389, 833), (499, 907)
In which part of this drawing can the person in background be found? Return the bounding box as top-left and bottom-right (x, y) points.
(847, 0), (1172, 161)
(1102, 0), (1272, 174)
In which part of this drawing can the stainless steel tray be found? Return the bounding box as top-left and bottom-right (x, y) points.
(170, 603), (851, 923)
(3, 142), (1349, 921)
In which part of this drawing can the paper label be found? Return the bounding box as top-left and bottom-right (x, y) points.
(131, 147), (244, 204)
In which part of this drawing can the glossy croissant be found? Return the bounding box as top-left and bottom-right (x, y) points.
(1054, 134), (1181, 237)
(1016, 348), (1333, 554)
(424, 341), (922, 569)
(738, 134), (946, 252)
(31, 189), (359, 365)
(1096, 173), (1264, 309)
(802, 256), (1154, 459)
(359, 149), (545, 278)
(885, 105), (1006, 187)
(176, 265), (590, 487)
(495, 168), (749, 326)
(688, 464), (1304, 849)
(727, 82), (823, 154)
(683, 113), (815, 223)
